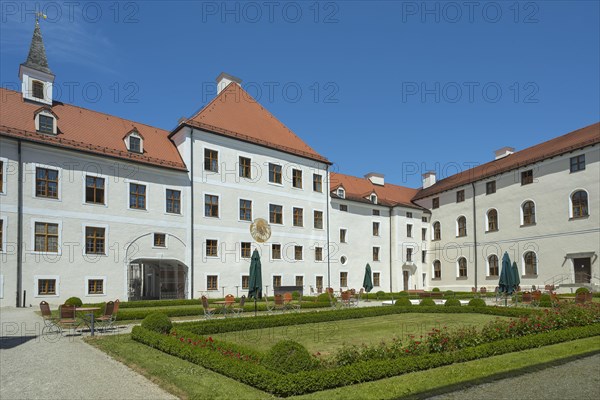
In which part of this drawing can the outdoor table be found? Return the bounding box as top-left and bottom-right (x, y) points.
(75, 307), (100, 336)
(213, 301), (235, 317)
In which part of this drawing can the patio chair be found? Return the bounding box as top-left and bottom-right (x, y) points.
(480, 287), (487, 295)
(284, 292), (301, 312)
(225, 294), (236, 316)
(521, 292), (533, 307)
(341, 291), (352, 308)
(58, 304), (80, 335)
(39, 301), (61, 335)
(95, 301), (115, 332)
(357, 288), (364, 302)
(201, 296), (216, 319)
(264, 295), (275, 314)
(532, 290), (542, 306)
(232, 295), (246, 317)
(274, 294), (287, 313)
(110, 299), (120, 330)
(327, 290), (338, 309)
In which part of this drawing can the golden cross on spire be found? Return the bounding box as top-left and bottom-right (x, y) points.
(35, 12), (47, 22)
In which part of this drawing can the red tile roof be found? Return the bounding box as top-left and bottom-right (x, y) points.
(330, 172), (420, 209)
(181, 83), (330, 164)
(413, 122), (600, 200)
(0, 88), (187, 171)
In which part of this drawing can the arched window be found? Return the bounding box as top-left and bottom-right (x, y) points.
(433, 260), (441, 279)
(458, 257), (468, 277)
(457, 216), (467, 237)
(487, 209), (498, 231)
(524, 251), (537, 275)
(433, 222), (441, 240)
(522, 201), (536, 226)
(571, 191), (588, 218)
(488, 254), (499, 276)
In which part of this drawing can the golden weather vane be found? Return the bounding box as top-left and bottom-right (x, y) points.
(35, 12), (47, 22)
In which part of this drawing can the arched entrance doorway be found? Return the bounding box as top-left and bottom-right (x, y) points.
(128, 259), (188, 300)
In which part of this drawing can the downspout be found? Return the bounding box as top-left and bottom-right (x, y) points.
(16, 139), (23, 307)
(471, 182), (478, 289)
(325, 165), (331, 289)
(389, 206), (393, 293)
(189, 129), (195, 298)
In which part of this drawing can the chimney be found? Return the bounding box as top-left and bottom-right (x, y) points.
(216, 72), (242, 94)
(494, 146), (515, 160)
(365, 172), (384, 186)
(422, 171), (436, 189)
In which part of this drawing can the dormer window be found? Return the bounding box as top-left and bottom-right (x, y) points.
(34, 107), (58, 135)
(39, 115), (54, 133)
(370, 193), (378, 204)
(337, 188), (345, 198)
(125, 130), (143, 153)
(32, 80), (45, 100)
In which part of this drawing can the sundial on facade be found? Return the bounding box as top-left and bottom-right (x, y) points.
(250, 218), (272, 243)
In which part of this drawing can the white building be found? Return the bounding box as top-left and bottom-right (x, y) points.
(0, 22), (598, 306)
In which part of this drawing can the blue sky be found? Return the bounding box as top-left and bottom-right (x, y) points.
(1, 1), (598, 187)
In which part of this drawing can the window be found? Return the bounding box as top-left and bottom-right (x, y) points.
(241, 242), (251, 258)
(373, 209), (380, 216)
(32, 80), (44, 99)
(38, 279), (56, 295)
(570, 155), (585, 173)
(241, 275), (249, 290)
(269, 204), (283, 224)
(406, 248), (413, 262)
(205, 194), (219, 217)
(458, 257), (467, 277)
(406, 212), (413, 218)
(314, 211), (323, 229)
(370, 194), (377, 204)
(315, 247), (323, 261)
(433, 222), (441, 240)
(295, 276), (304, 287)
(340, 272), (348, 287)
(85, 227), (106, 254)
(38, 115), (54, 133)
(432, 197), (439, 209)
(339, 204), (348, 212)
(407, 224), (413, 237)
(340, 256), (347, 265)
(572, 191), (589, 218)
(128, 136), (141, 153)
(457, 216), (467, 237)
(269, 163), (282, 184)
(313, 174), (322, 192)
(294, 246), (303, 260)
(421, 216), (427, 222)
(34, 222), (58, 252)
(206, 239), (218, 257)
(488, 255), (499, 277)
(239, 199), (252, 221)
(207, 275), (218, 291)
(373, 247), (380, 261)
(293, 207), (303, 227)
(0, 160), (3, 193)
(422, 228), (427, 241)
(337, 188), (345, 198)
(292, 169), (303, 188)
(524, 251), (537, 275)
(316, 276), (324, 290)
(456, 190), (465, 203)
(522, 201), (536, 226)
(85, 176), (105, 204)
(36, 167), (58, 198)
(433, 260), (441, 279)
(88, 279), (104, 295)
(129, 183), (146, 209)
(0, 219), (3, 252)
(166, 189), (181, 214)
(272, 244), (282, 260)
(204, 149), (218, 172)
(486, 181), (496, 195)
(421, 250), (426, 263)
(373, 272), (380, 287)
(373, 222), (380, 236)
(153, 233), (166, 248)
(521, 170), (533, 185)
(487, 209), (498, 231)
(340, 229), (347, 243)
(273, 275), (282, 288)
(239, 156), (251, 178)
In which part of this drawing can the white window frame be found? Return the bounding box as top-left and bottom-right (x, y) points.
(82, 172), (109, 207)
(0, 157), (8, 195)
(205, 238), (220, 259)
(292, 206), (304, 228)
(486, 254), (499, 277)
(432, 260), (442, 279)
(314, 246), (324, 262)
(456, 215), (467, 237)
(35, 109), (58, 134)
(568, 188), (590, 219)
(268, 203), (284, 225)
(522, 250), (538, 276)
(313, 209), (324, 230)
(339, 227), (348, 243)
(31, 218), (63, 255)
(373, 246), (381, 262)
(339, 270), (349, 288)
(125, 131), (143, 153)
(267, 162), (284, 186)
(337, 187), (345, 198)
(205, 273), (220, 291)
(152, 232), (168, 249)
(240, 273), (250, 291)
(271, 243), (282, 261)
(81, 223), (109, 256)
(31, 162), (62, 202)
(291, 168), (303, 190)
(164, 186), (183, 216)
(126, 180), (148, 212)
(203, 146), (219, 173)
(293, 245), (303, 261)
(203, 191), (221, 219)
(0, 215), (7, 254)
(34, 275), (60, 297)
(294, 274), (305, 288)
(84, 275), (107, 296)
(520, 199), (537, 226)
(238, 197), (253, 223)
(372, 221), (380, 237)
(456, 257), (468, 278)
(485, 208), (499, 232)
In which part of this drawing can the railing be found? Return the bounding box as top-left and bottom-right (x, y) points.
(544, 273), (570, 287)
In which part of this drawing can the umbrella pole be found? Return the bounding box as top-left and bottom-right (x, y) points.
(254, 298), (257, 317)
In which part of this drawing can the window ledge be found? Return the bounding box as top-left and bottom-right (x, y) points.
(431, 278), (441, 281)
(486, 275), (499, 280)
(520, 223), (536, 228)
(456, 235), (467, 238)
(522, 274), (538, 279)
(569, 215), (589, 221)
(456, 276), (468, 280)
(485, 229), (499, 234)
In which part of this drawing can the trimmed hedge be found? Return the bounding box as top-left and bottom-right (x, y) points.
(264, 340), (317, 373)
(420, 298), (437, 307)
(141, 313), (172, 334)
(575, 287), (590, 294)
(132, 323), (600, 397)
(395, 298), (412, 307)
(65, 297), (83, 307)
(444, 299), (461, 307)
(468, 298), (486, 308)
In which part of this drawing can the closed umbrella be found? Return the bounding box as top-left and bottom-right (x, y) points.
(248, 249), (262, 316)
(498, 252), (514, 298)
(511, 261), (521, 293)
(362, 263), (374, 302)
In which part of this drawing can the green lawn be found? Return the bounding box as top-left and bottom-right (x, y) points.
(210, 313), (507, 355)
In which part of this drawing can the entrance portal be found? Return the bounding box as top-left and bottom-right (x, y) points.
(574, 257), (592, 283)
(403, 270), (409, 291)
(128, 260), (188, 300)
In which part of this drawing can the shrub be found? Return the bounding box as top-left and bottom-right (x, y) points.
(141, 312), (172, 334)
(432, 287), (440, 292)
(263, 340), (316, 374)
(292, 291), (301, 300)
(316, 293), (330, 303)
(445, 299), (461, 307)
(395, 298), (412, 306)
(576, 287), (590, 294)
(397, 291), (409, 297)
(539, 294), (552, 307)
(420, 298), (436, 306)
(468, 298), (486, 308)
(444, 290), (454, 298)
(64, 297), (83, 307)
(375, 291), (386, 299)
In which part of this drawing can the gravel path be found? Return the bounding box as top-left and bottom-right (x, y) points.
(0, 308), (176, 400)
(429, 353), (600, 400)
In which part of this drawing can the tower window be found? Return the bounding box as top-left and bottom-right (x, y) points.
(32, 81), (44, 99)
